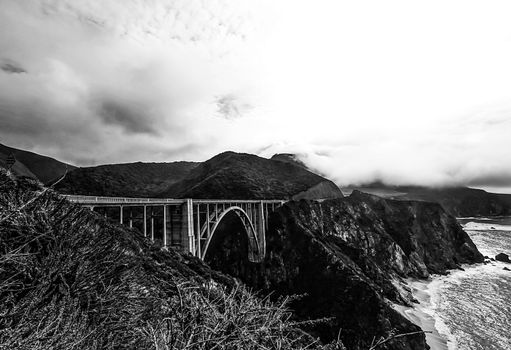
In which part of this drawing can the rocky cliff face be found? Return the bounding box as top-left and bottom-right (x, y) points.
(206, 192), (483, 350)
(292, 180), (344, 200)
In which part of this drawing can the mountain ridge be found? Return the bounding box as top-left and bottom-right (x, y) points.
(56, 150), (344, 200)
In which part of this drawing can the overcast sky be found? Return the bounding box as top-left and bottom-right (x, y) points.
(1, 0), (511, 192)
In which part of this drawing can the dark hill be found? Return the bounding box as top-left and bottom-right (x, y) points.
(0, 142), (75, 183)
(55, 161), (199, 197)
(159, 151), (344, 200)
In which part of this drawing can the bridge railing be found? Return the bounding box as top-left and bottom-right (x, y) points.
(64, 195), (187, 205)
(65, 195), (286, 206)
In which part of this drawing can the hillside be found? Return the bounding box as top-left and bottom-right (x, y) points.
(345, 183), (511, 217)
(55, 161), (199, 197)
(0, 143), (75, 183)
(56, 151), (343, 200)
(159, 151), (344, 200)
(0, 170), (324, 350)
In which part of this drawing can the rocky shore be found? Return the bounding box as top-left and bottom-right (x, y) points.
(206, 191), (484, 350)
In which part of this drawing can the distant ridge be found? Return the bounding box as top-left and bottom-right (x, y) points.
(346, 183), (511, 217)
(0, 143), (75, 183)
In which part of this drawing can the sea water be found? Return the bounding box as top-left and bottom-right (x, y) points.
(424, 217), (511, 350)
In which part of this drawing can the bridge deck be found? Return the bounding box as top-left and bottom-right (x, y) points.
(65, 195), (284, 206)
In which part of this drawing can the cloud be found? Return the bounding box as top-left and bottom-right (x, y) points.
(1, 0), (511, 192)
(0, 59), (26, 74)
(216, 94), (253, 120)
(0, 0), (272, 165)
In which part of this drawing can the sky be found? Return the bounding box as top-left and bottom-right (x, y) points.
(1, 0), (511, 192)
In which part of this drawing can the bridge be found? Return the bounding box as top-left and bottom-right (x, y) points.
(65, 195), (285, 263)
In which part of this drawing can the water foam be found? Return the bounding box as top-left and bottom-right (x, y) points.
(407, 217), (511, 350)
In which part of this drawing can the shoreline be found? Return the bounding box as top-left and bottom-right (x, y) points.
(394, 278), (456, 350)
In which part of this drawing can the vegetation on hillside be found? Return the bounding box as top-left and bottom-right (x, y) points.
(54, 161), (198, 197)
(160, 152), (343, 200)
(0, 170), (325, 349)
(0, 142), (75, 183)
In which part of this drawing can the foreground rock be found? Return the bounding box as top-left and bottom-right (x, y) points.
(207, 191), (484, 350)
(495, 253), (511, 263)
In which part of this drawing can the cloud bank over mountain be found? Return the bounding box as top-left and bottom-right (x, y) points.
(1, 0), (511, 192)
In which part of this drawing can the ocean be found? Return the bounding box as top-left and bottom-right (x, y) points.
(411, 217), (511, 350)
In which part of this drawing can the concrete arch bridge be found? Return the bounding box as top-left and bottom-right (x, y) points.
(65, 196), (285, 263)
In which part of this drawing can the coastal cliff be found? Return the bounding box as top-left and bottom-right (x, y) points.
(206, 192), (484, 350)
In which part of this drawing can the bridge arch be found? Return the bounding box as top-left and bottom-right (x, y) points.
(200, 206), (261, 262)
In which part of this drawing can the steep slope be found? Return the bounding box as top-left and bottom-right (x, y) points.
(205, 192), (483, 350)
(160, 151), (344, 200)
(0, 143), (75, 183)
(0, 170), (323, 350)
(55, 161), (199, 197)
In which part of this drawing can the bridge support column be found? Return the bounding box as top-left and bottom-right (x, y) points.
(150, 207), (155, 241)
(119, 205), (123, 224)
(259, 201), (266, 256)
(163, 205), (167, 247)
(143, 205), (147, 237)
(180, 199), (195, 255)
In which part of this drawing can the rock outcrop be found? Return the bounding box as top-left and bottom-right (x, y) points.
(206, 191), (483, 350)
(495, 253), (510, 263)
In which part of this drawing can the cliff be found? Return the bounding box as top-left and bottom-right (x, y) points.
(205, 191), (483, 350)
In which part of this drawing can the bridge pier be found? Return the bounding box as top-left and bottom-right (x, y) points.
(181, 199), (195, 255)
